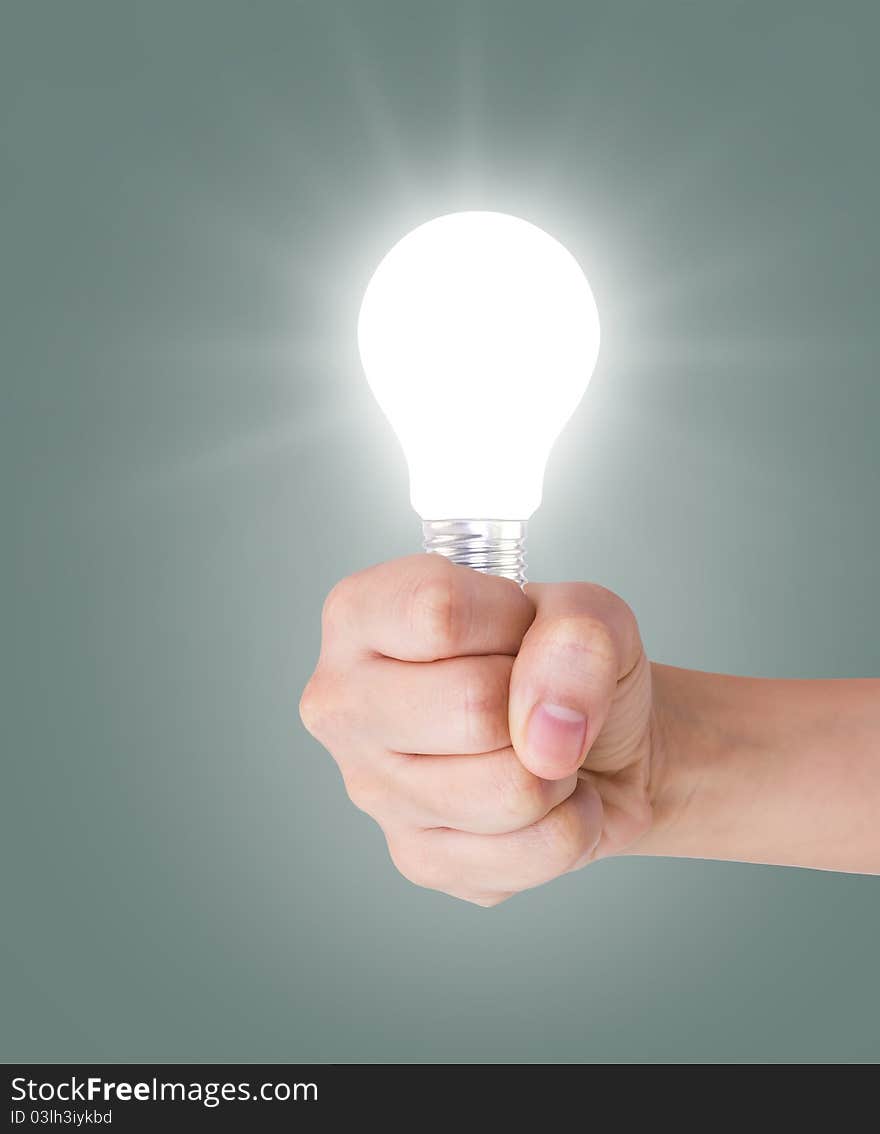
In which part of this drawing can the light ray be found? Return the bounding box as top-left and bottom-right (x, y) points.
(108, 2), (826, 529)
(455, 0), (488, 194)
(325, 4), (416, 206)
(143, 334), (350, 378)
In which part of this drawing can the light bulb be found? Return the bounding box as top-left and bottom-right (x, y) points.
(358, 211), (600, 585)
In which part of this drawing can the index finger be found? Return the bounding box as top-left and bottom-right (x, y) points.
(320, 554), (536, 663)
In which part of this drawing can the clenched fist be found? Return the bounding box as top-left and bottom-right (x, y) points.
(300, 555), (657, 905)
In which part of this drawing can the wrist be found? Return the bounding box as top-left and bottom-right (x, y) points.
(633, 663), (733, 858)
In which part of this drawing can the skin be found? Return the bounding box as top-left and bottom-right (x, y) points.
(300, 555), (880, 905)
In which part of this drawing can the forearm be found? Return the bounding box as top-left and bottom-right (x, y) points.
(636, 664), (880, 874)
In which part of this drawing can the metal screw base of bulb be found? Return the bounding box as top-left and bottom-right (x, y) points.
(422, 520), (527, 587)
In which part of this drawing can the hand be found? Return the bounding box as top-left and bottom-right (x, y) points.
(300, 555), (658, 905)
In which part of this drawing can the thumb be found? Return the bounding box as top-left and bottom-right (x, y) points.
(508, 583), (640, 780)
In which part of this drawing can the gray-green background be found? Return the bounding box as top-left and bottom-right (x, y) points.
(2, 0), (878, 1064)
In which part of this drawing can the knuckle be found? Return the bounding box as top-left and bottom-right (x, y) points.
(535, 802), (590, 873)
(547, 613), (617, 668)
(387, 835), (441, 891)
(298, 670), (352, 744)
(578, 582), (640, 646)
(321, 576), (357, 632)
(583, 581), (635, 622)
(466, 892), (511, 909)
(408, 565), (467, 655)
(299, 674), (328, 738)
(492, 755), (550, 828)
(462, 664), (509, 749)
(341, 766), (385, 818)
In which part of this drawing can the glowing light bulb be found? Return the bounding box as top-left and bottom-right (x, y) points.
(358, 211), (600, 584)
